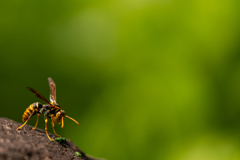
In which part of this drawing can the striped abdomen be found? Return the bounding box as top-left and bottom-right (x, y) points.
(22, 102), (42, 122)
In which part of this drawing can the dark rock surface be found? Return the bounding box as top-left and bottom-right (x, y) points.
(0, 118), (96, 160)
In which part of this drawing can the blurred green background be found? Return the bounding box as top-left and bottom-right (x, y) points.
(1, 0), (240, 160)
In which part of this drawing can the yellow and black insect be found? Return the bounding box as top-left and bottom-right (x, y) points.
(17, 78), (79, 141)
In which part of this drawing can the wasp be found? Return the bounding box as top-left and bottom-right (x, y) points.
(17, 78), (79, 141)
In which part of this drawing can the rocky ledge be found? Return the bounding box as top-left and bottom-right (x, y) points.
(0, 117), (96, 160)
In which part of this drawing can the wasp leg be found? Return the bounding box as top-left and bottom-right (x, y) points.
(32, 114), (40, 130)
(32, 108), (46, 130)
(17, 120), (28, 130)
(61, 117), (64, 128)
(50, 115), (61, 137)
(44, 110), (54, 141)
(17, 111), (36, 130)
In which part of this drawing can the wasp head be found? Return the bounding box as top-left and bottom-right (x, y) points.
(56, 110), (79, 128)
(56, 110), (66, 117)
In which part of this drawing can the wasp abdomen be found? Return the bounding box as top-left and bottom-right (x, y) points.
(22, 102), (43, 122)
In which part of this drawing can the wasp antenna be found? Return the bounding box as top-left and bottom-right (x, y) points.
(61, 117), (64, 128)
(65, 115), (79, 125)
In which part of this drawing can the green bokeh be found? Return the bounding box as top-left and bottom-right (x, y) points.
(1, 0), (240, 160)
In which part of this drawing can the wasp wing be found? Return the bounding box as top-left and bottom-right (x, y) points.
(48, 77), (57, 103)
(27, 87), (60, 110)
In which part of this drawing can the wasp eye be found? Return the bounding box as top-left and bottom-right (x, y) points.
(61, 110), (66, 116)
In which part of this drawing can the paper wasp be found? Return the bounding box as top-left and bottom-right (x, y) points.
(17, 78), (79, 141)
